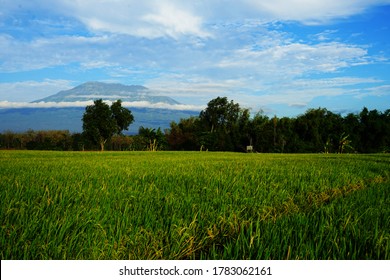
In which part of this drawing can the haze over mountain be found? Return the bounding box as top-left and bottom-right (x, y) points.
(0, 82), (199, 134)
(33, 81), (180, 105)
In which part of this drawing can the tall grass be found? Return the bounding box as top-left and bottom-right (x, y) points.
(1, 151), (389, 259)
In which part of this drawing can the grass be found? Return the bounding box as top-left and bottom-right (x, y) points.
(1, 151), (389, 259)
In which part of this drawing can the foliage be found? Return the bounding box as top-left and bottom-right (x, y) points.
(1, 98), (389, 153)
(1, 151), (389, 259)
(166, 117), (200, 151)
(338, 133), (352, 154)
(109, 135), (134, 151)
(187, 97), (251, 151)
(138, 126), (167, 151)
(111, 100), (134, 134)
(166, 104), (390, 153)
(0, 130), (73, 151)
(82, 99), (134, 151)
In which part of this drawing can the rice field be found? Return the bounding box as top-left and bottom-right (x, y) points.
(1, 151), (389, 259)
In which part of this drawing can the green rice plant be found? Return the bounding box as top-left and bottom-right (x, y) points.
(1, 151), (389, 259)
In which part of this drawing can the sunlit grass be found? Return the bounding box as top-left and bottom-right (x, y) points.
(1, 151), (389, 259)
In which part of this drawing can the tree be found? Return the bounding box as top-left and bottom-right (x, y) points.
(293, 108), (343, 153)
(200, 97), (240, 133)
(199, 96), (248, 151)
(358, 107), (389, 153)
(82, 99), (134, 151)
(111, 100), (134, 134)
(138, 126), (167, 151)
(338, 133), (352, 153)
(249, 112), (272, 152)
(166, 117), (200, 150)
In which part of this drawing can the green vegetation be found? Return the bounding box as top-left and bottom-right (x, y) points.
(1, 99), (389, 153)
(1, 151), (389, 259)
(168, 100), (390, 153)
(82, 99), (134, 151)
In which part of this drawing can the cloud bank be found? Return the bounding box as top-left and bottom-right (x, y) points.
(3, 0), (390, 38)
(0, 100), (204, 111)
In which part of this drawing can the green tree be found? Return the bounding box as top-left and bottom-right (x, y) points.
(249, 112), (272, 152)
(199, 97), (240, 133)
(82, 99), (134, 151)
(167, 117), (200, 150)
(338, 132), (352, 154)
(138, 126), (167, 151)
(199, 96), (248, 151)
(343, 113), (360, 152)
(359, 107), (389, 153)
(294, 108), (343, 152)
(111, 100), (134, 134)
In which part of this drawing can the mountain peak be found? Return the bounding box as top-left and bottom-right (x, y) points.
(33, 82), (179, 105)
(74, 82), (148, 92)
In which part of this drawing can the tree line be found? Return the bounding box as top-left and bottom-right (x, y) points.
(1, 97), (389, 153)
(167, 97), (389, 153)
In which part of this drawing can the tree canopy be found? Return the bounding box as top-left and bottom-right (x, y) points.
(198, 97), (250, 151)
(82, 99), (134, 151)
(166, 97), (390, 153)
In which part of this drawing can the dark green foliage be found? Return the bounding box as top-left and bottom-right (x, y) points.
(165, 104), (390, 153)
(197, 97), (251, 151)
(111, 100), (134, 134)
(0, 130), (73, 151)
(137, 126), (167, 151)
(166, 117), (200, 150)
(82, 99), (134, 151)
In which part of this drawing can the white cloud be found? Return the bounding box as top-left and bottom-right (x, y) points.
(0, 1), (382, 74)
(121, 101), (204, 111)
(141, 3), (210, 38)
(58, 0), (210, 39)
(145, 74), (250, 105)
(256, 77), (382, 105)
(0, 100), (203, 111)
(313, 30), (339, 42)
(0, 34), (113, 72)
(3, 0), (390, 40)
(145, 72), (386, 112)
(244, 0), (390, 25)
(217, 42), (369, 76)
(55, 0), (390, 35)
(352, 85), (390, 98)
(0, 80), (74, 102)
(0, 100), (92, 108)
(291, 77), (381, 88)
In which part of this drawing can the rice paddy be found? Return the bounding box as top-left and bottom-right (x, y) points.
(1, 151), (389, 259)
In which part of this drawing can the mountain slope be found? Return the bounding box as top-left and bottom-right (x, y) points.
(33, 81), (180, 105)
(0, 107), (198, 134)
(0, 82), (200, 133)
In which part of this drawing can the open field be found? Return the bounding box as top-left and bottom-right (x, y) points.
(1, 151), (389, 259)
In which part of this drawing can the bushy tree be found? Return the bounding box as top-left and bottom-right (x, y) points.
(138, 126), (167, 151)
(198, 96), (250, 151)
(167, 117), (200, 150)
(82, 99), (134, 151)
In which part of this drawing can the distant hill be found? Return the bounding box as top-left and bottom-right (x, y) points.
(33, 81), (180, 104)
(0, 82), (200, 133)
(0, 107), (199, 134)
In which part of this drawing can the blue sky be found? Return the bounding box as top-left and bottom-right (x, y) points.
(0, 0), (389, 116)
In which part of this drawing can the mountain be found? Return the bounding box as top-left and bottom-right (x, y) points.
(33, 81), (180, 105)
(0, 107), (198, 134)
(0, 82), (200, 133)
